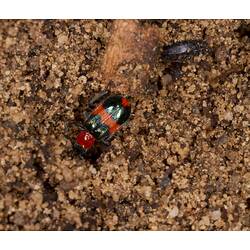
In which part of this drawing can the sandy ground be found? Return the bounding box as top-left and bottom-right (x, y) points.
(0, 20), (249, 230)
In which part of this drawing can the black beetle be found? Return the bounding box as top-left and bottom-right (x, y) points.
(163, 40), (210, 62)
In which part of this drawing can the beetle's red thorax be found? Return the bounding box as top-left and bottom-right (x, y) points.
(76, 130), (96, 149)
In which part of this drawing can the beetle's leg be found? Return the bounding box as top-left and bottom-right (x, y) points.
(128, 113), (135, 119)
(125, 95), (132, 100)
(100, 137), (111, 146)
(100, 139), (110, 146)
(75, 112), (89, 129)
(83, 111), (91, 121)
(72, 140), (87, 159)
(101, 129), (125, 146)
(100, 133), (116, 146)
(89, 90), (110, 109)
(78, 123), (86, 131)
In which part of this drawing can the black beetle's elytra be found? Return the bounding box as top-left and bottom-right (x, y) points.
(163, 40), (210, 63)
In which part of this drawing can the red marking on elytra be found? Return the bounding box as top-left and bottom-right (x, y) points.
(92, 104), (119, 133)
(121, 97), (129, 107)
(109, 123), (120, 133)
(92, 104), (105, 115)
(76, 130), (95, 149)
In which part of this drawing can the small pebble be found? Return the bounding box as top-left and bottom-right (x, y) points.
(234, 105), (244, 113)
(201, 216), (210, 226)
(187, 84), (196, 93)
(57, 34), (68, 45)
(169, 206), (179, 218)
(215, 46), (227, 62)
(161, 74), (173, 87)
(224, 111), (233, 121)
(211, 210), (221, 220)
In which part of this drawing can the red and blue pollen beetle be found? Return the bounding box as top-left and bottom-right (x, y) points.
(75, 91), (131, 156)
